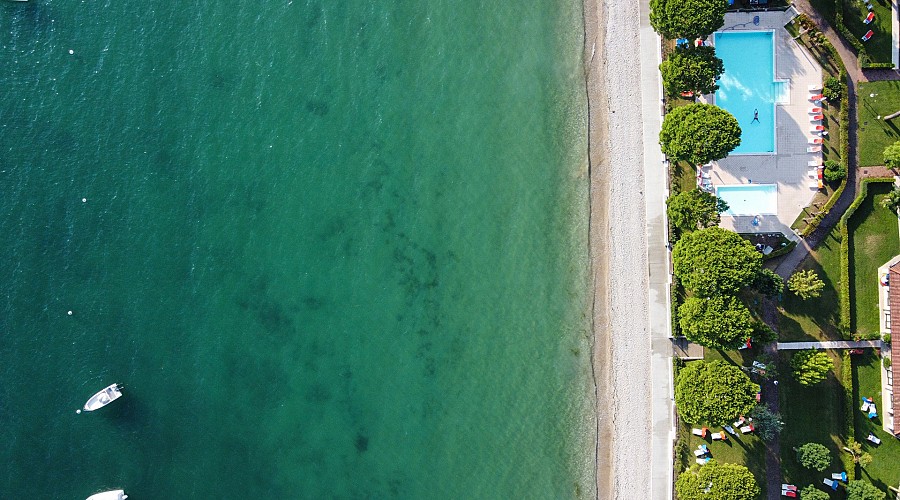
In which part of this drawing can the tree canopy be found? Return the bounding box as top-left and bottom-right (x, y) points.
(649, 0), (727, 40)
(672, 227), (762, 296)
(675, 360), (759, 425)
(679, 295), (755, 349)
(787, 270), (825, 299)
(660, 103), (741, 165)
(800, 485), (830, 500)
(884, 141), (900, 169)
(845, 480), (886, 500)
(882, 188), (900, 213)
(674, 460), (760, 500)
(790, 349), (833, 386)
(796, 442), (831, 471)
(753, 268), (784, 298)
(666, 188), (728, 234)
(749, 404), (783, 442)
(660, 46), (725, 97)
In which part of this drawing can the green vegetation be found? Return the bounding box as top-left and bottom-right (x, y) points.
(847, 182), (899, 336)
(675, 460), (759, 500)
(824, 159), (846, 183)
(845, 480), (886, 500)
(796, 442), (831, 471)
(649, 0), (726, 40)
(675, 360), (759, 426)
(673, 227), (761, 297)
(748, 404), (782, 443)
(778, 233), (842, 342)
(858, 81), (900, 167)
(884, 141), (900, 169)
(823, 76), (842, 101)
(660, 104), (741, 165)
(679, 296), (755, 349)
(779, 351), (847, 487)
(838, 0), (893, 66)
(666, 188), (727, 234)
(791, 349), (834, 386)
(852, 350), (900, 493)
(799, 485), (830, 500)
(753, 269), (783, 298)
(660, 46), (724, 97)
(788, 270), (826, 300)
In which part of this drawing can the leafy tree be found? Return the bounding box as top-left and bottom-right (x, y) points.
(787, 269), (825, 299)
(823, 76), (843, 101)
(649, 0), (727, 40)
(790, 349), (833, 385)
(882, 188), (900, 213)
(883, 140), (900, 169)
(799, 485), (830, 500)
(674, 460), (760, 500)
(844, 440), (874, 468)
(753, 268), (784, 298)
(675, 360), (759, 425)
(660, 46), (725, 97)
(845, 480), (885, 500)
(660, 104), (741, 165)
(749, 404), (783, 442)
(750, 320), (778, 345)
(823, 159), (846, 182)
(679, 296), (755, 349)
(666, 188), (728, 233)
(796, 442), (831, 471)
(672, 227), (762, 296)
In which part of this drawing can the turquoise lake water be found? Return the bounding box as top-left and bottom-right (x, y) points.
(714, 31), (776, 154)
(0, 1), (594, 498)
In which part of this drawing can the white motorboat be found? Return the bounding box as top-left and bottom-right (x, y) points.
(86, 490), (127, 500)
(77, 383), (123, 413)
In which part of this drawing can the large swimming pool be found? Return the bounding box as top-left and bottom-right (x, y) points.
(714, 31), (778, 154)
(716, 184), (778, 216)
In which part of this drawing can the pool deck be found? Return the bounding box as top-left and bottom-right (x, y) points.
(703, 10), (823, 241)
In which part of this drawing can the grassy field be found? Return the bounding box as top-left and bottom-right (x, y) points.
(858, 81), (900, 167)
(779, 227), (843, 342)
(779, 351), (848, 489)
(841, 0), (893, 64)
(851, 350), (900, 494)
(849, 182), (900, 336)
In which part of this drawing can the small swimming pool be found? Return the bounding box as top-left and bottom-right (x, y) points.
(714, 31), (778, 154)
(716, 184), (777, 216)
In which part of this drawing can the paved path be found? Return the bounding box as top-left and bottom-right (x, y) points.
(759, 298), (782, 500)
(776, 340), (883, 349)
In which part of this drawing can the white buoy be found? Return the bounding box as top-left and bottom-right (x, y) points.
(68, 49), (74, 55)
(82, 198), (87, 203)
(67, 310), (73, 316)
(76, 409), (81, 414)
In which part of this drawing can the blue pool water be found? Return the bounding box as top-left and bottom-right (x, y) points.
(716, 184), (778, 216)
(714, 31), (777, 154)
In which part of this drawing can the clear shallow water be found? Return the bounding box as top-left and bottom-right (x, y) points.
(716, 184), (778, 216)
(0, 1), (594, 498)
(714, 31), (776, 154)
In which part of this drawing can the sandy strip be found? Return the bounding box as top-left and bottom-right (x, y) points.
(584, 0), (654, 497)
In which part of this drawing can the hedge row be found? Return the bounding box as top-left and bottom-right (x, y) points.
(763, 240), (797, 261)
(837, 178), (895, 336)
(839, 350), (857, 480)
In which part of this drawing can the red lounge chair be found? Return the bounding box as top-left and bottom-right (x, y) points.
(811, 114), (824, 121)
(809, 107), (823, 113)
(680, 91), (694, 97)
(864, 12), (875, 24)
(862, 30), (873, 41)
(809, 94), (824, 101)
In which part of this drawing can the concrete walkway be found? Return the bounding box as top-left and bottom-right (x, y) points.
(776, 340), (883, 349)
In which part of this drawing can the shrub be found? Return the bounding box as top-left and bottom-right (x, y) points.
(823, 76), (842, 101)
(790, 349), (833, 385)
(845, 480), (885, 499)
(796, 442), (831, 471)
(800, 485), (830, 500)
(749, 404), (783, 442)
(788, 269), (825, 300)
(884, 141), (900, 169)
(884, 333), (891, 344)
(884, 357), (892, 369)
(823, 159), (846, 182)
(753, 268), (783, 297)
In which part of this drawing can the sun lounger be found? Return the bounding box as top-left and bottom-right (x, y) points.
(711, 431), (727, 441)
(782, 491), (797, 498)
(867, 433), (881, 445)
(810, 94), (824, 101)
(831, 472), (847, 482)
(809, 137), (823, 145)
(782, 484), (798, 491)
(808, 146), (821, 153)
(694, 448), (708, 456)
(809, 160), (823, 167)
(823, 478), (839, 490)
(724, 425), (736, 435)
(818, 178), (824, 189)
(868, 410), (877, 419)
(696, 457), (711, 465)
(733, 416), (746, 427)
(810, 125), (825, 132)
(864, 12), (875, 24)
(811, 114), (824, 121)
(692, 427), (708, 438)
(740, 424), (755, 434)
(808, 84), (822, 91)
(862, 402), (871, 412)
(809, 107), (823, 114)
(862, 30), (873, 42)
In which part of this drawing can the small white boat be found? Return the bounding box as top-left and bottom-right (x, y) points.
(86, 490), (127, 500)
(78, 383), (122, 413)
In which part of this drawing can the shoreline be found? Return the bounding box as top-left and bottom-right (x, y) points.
(584, 0), (658, 497)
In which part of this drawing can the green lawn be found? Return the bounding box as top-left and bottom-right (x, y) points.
(841, 0), (893, 64)
(848, 182), (900, 336)
(858, 81), (900, 167)
(852, 350), (900, 494)
(779, 227), (843, 342)
(780, 351), (848, 490)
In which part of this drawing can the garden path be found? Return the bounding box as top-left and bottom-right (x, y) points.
(776, 340), (883, 349)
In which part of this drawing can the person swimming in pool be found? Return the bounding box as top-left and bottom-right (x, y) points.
(751, 109), (760, 123)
